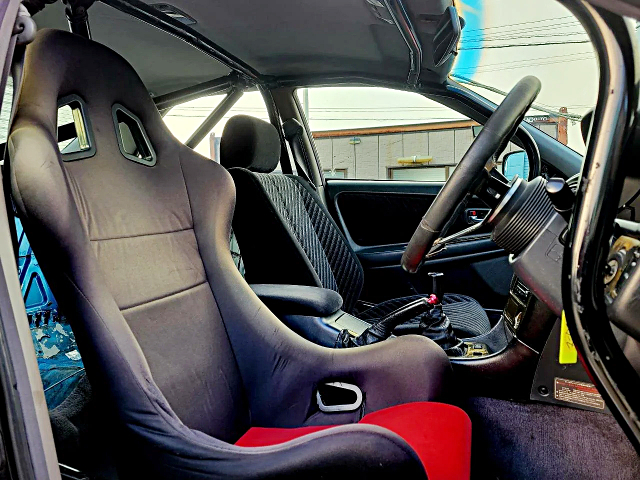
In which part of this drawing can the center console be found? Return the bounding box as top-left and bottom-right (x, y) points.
(252, 280), (519, 359)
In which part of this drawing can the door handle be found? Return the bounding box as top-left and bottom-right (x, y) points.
(465, 208), (490, 225)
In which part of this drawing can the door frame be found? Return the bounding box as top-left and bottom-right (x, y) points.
(0, 3), (61, 478)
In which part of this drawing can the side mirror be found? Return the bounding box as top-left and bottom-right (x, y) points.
(502, 151), (529, 181)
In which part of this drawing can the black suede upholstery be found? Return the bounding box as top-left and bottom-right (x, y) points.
(251, 284), (343, 317)
(9, 30), (453, 478)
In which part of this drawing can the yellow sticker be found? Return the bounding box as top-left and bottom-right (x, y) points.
(559, 311), (578, 364)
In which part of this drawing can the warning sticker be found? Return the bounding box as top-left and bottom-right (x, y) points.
(554, 378), (605, 410)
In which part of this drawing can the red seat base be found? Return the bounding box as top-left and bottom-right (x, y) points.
(236, 402), (471, 480)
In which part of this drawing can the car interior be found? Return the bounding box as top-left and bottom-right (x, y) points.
(0, 0), (640, 479)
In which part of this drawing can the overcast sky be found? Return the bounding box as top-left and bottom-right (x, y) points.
(163, 0), (601, 157)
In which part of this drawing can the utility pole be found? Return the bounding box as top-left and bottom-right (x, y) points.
(558, 107), (568, 145)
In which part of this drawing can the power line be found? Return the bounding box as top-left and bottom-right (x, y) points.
(451, 74), (583, 120)
(461, 15), (575, 34)
(455, 54), (594, 74)
(454, 51), (594, 72)
(461, 21), (583, 40)
(459, 40), (590, 50)
(461, 32), (588, 43)
(462, 25), (584, 41)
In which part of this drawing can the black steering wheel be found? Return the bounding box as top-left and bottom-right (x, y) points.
(401, 76), (542, 273)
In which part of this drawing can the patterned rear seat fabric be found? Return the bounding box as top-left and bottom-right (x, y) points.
(221, 115), (491, 339)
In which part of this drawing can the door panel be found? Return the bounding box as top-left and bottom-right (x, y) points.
(326, 179), (512, 309)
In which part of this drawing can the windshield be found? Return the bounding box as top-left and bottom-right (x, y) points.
(452, 0), (599, 155)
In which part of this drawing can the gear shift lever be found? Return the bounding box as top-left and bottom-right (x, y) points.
(428, 272), (444, 303)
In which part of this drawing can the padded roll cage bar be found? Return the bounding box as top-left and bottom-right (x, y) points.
(383, 0), (423, 86)
(184, 86), (243, 149)
(153, 74), (241, 113)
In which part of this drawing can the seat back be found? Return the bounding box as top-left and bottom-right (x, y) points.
(7, 30), (450, 480)
(220, 115), (364, 312)
(9, 29), (249, 442)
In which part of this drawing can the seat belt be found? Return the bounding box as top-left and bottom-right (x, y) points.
(2, 5), (37, 262)
(282, 118), (314, 187)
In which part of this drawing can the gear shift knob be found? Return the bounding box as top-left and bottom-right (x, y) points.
(428, 272), (444, 303)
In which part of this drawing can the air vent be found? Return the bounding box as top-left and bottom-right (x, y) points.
(112, 104), (156, 167)
(152, 4), (197, 25)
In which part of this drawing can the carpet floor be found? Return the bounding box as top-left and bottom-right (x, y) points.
(464, 397), (640, 480)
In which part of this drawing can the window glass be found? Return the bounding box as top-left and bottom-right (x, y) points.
(453, 0), (598, 155)
(163, 90), (269, 160)
(300, 78), (575, 181)
(0, 77), (13, 145)
(57, 104), (76, 151)
(298, 86), (490, 181)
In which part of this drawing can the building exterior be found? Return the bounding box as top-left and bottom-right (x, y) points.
(312, 113), (567, 181)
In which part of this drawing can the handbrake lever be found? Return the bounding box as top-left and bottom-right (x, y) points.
(335, 297), (435, 348)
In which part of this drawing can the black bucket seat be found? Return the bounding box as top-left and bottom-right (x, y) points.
(8, 29), (471, 479)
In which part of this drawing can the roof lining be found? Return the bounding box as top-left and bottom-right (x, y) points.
(87, 0), (455, 103)
(97, 0), (429, 96)
(98, 0), (263, 83)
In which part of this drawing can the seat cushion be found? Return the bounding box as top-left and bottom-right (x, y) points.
(357, 294), (491, 338)
(236, 402), (472, 480)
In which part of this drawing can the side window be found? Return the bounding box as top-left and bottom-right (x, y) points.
(297, 86), (521, 181)
(0, 77), (13, 145)
(163, 90), (270, 161)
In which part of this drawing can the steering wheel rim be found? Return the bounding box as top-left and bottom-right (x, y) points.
(401, 76), (542, 273)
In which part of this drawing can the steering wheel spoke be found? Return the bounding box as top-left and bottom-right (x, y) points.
(426, 216), (489, 259)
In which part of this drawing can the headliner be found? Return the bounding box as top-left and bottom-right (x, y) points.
(33, 2), (231, 96)
(34, 0), (454, 96)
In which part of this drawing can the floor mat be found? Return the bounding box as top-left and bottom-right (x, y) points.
(464, 397), (640, 480)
